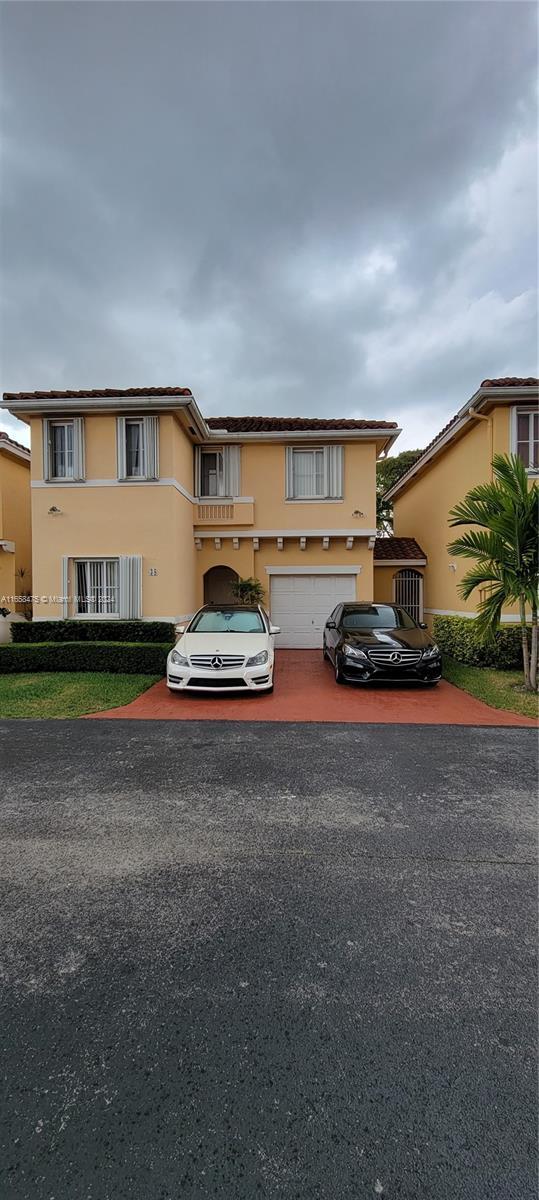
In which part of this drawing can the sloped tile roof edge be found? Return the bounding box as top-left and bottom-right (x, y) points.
(3, 387), (193, 400)
(0, 431), (31, 456)
(384, 377), (539, 501)
(373, 537), (426, 561)
(207, 416), (398, 431)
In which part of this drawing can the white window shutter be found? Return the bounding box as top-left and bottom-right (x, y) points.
(326, 445), (343, 498)
(285, 447), (295, 499)
(43, 419), (52, 481)
(144, 416), (159, 479)
(117, 417), (127, 479)
(119, 555), (142, 619)
(223, 445), (241, 496)
(61, 556), (69, 618)
(72, 418), (85, 480)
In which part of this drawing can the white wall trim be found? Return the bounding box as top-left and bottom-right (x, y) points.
(265, 565), (362, 576)
(0, 441), (30, 463)
(374, 559), (426, 567)
(32, 476), (197, 503)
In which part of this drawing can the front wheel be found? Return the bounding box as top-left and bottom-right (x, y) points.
(335, 657), (346, 685)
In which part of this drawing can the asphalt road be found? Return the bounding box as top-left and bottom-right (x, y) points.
(0, 720), (537, 1200)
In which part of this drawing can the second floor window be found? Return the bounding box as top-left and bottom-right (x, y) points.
(117, 415), (159, 480)
(196, 445), (241, 497)
(515, 408), (539, 471)
(126, 419), (144, 477)
(51, 422), (73, 478)
(43, 417), (85, 481)
(201, 449), (224, 496)
(286, 445), (344, 500)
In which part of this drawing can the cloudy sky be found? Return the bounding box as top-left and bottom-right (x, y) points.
(1, 1), (537, 451)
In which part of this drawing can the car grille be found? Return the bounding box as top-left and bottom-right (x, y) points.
(188, 654), (246, 670)
(368, 648), (422, 666)
(187, 677), (247, 688)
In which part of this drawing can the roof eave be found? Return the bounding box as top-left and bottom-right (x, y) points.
(201, 427), (402, 446)
(384, 384), (539, 501)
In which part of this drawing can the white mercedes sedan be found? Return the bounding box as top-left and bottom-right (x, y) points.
(166, 604), (280, 695)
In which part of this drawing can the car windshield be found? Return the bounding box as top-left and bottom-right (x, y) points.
(188, 609), (265, 633)
(341, 605), (416, 630)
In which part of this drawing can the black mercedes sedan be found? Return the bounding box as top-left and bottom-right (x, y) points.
(323, 602), (442, 686)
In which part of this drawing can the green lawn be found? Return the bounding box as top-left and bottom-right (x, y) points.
(443, 657), (538, 720)
(0, 672), (160, 719)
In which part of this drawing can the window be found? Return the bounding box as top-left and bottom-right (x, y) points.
(43, 418), (84, 481)
(286, 445), (343, 500)
(201, 449), (224, 496)
(341, 604), (416, 630)
(188, 608), (265, 633)
(75, 559), (119, 616)
(117, 415), (159, 480)
(125, 419), (145, 477)
(514, 408), (539, 471)
(291, 448), (325, 498)
(196, 445), (241, 497)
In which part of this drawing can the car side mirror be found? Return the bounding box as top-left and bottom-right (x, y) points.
(175, 624), (186, 635)
(269, 624), (281, 635)
(419, 622), (428, 630)
(326, 620), (336, 629)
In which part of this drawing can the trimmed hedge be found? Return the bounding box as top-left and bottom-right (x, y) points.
(11, 619), (175, 644)
(433, 615), (531, 670)
(0, 642), (170, 675)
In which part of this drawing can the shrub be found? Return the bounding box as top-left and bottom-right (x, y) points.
(433, 615), (530, 670)
(11, 619), (175, 644)
(0, 642), (170, 675)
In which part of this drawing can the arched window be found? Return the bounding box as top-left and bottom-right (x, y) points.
(393, 568), (423, 623)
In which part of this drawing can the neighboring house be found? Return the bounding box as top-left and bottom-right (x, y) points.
(0, 432), (32, 636)
(4, 387), (407, 647)
(384, 377), (539, 627)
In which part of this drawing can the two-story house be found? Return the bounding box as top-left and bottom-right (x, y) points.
(4, 387), (407, 647)
(0, 431), (31, 640)
(382, 376), (539, 627)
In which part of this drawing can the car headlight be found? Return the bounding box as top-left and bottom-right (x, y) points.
(246, 650), (269, 667)
(422, 644), (440, 659)
(170, 649), (189, 667)
(342, 643), (368, 660)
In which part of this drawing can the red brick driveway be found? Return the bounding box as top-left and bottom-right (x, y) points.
(88, 650), (537, 726)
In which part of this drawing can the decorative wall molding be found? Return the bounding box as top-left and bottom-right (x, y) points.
(265, 565), (362, 576)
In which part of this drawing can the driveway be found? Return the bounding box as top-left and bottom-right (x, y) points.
(90, 650), (537, 725)
(1, 720), (536, 1199)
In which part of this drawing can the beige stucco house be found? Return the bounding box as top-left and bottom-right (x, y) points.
(4, 386), (428, 647)
(384, 377), (539, 628)
(0, 432), (32, 639)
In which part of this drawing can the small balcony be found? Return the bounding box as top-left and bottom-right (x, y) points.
(194, 500), (254, 527)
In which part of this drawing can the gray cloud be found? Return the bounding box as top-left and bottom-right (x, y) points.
(1, 1), (537, 449)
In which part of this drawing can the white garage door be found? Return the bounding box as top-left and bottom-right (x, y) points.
(270, 573), (357, 649)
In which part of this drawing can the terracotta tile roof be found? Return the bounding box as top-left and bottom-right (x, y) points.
(2, 386), (193, 401)
(480, 377), (538, 388)
(0, 431), (30, 454)
(206, 416), (398, 432)
(374, 537), (426, 562)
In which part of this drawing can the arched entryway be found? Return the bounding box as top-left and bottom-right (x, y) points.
(393, 568), (424, 623)
(203, 565), (239, 605)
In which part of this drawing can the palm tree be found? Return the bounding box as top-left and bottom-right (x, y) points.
(448, 454), (538, 691)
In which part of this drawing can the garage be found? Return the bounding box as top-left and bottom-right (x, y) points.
(269, 570), (357, 648)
